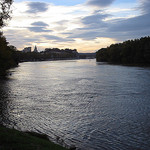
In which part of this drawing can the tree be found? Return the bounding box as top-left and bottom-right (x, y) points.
(0, 0), (16, 77)
(0, 32), (17, 76)
(0, 0), (13, 28)
(96, 36), (150, 65)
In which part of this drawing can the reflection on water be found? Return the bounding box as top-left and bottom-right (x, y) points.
(0, 59), (150, 150)
(0, 79), (11, 125)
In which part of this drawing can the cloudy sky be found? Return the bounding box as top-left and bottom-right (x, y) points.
(3, 0), (150, 52)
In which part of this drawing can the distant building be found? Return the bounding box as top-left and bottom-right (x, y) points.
(33, 45), (38, 53)
(22, 47), (31, 53)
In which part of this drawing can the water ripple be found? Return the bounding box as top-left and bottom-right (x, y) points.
(0, 59), (150, 150)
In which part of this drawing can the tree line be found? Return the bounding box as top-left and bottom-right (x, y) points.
(0, 33), (18, 76)
(12, 48), (79, 62)
(96, 36), (150, 65)
(0, 0), (18, 77)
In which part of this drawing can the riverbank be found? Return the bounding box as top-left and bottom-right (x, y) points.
(0, 125), (68, 150)
(96, 36), (150, 65)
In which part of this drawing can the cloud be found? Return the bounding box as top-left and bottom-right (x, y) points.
(68, 31), (100, 40)
(53, 20), (69, 31)
(139, 0), (150, 14)
(109, 13), (150, 32)
(31, 21), (49, 27)
(56, 20), (69, 25)
(4, 29), (43, 49)
(43, 35), (75, 42)
(62, 32), (73, 35)
(81, 11), (109, 29)
(67, 11), (109, 40)
(26, 2), (49, 13)
(79, 0), (150, 39)
(86, 0), (115, 8)
(28, 27), (52, 32)
(28, 21), (51, 32)
(105, 0), (150, 39)
(67, 0), (150, 41)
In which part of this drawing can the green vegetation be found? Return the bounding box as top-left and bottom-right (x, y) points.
(0, 125), (68, 150)
(0, 0), (18, 77)
(0, 0), (13, 28)
(0, 33), (18, 77)
(14, 48), (79, 62)
(96, 36), (150, 65)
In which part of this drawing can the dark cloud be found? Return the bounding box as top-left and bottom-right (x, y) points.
(109, 13), (150, 32)
(86, 0), (115, 7)
(68, 31), (100, 40)
(70, 13), (150, 41)
(67, 11), (109, 40)
(28, 21), (51, 32)
(28, 27), (52, 32)
(43, 35), (75, 42)
(106, 0), (150, 39)
(26, 2), (48, 13)
(31, 21), (49, 27)
(23, 37), (41, 42)
(81, 12), (109, 29)
(140, 0), (150, 14)
(67, 0), (150, 41)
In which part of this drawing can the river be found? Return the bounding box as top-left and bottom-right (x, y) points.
(0, 59), (150, 150)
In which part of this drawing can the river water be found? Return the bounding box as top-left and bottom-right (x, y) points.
(0, 59), (150, 150)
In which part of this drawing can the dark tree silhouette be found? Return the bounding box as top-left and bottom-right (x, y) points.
(0, 33), (17, 76)
(0, 0), (13, 28)
(0, 0), (17, 77)
(96, 36), (150, 65)
(14, 48), (79, 62)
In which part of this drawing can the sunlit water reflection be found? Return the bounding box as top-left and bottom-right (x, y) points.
(0, 59), (150, 150)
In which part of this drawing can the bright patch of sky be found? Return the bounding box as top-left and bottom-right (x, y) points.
(3, 0), (150, 52)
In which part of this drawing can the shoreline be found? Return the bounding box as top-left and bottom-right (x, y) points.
(0, 125), (72, 150)
(96, 61), (150, 67)
(18, 57), (95, 63)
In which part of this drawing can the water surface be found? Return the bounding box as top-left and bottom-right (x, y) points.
(0, 59), (150, 150)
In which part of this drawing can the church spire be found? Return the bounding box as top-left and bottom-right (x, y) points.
(34, 45), (38, 52)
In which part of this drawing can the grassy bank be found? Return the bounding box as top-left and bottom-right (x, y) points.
(0, 125), (68, 150)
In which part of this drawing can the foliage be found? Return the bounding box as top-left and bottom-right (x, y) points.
(96, 36), (150, 65)
(0, 0), (15, 77)
(0, 32), (18, 76)
(0, 125), (68, 150)
(0, 0), (13, 28)
(14, 48), (79, 62)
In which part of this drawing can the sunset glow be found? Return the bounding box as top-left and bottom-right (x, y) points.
(3, 0), (150, 52)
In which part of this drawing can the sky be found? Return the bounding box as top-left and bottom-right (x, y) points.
(2, 0), (150, 52)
